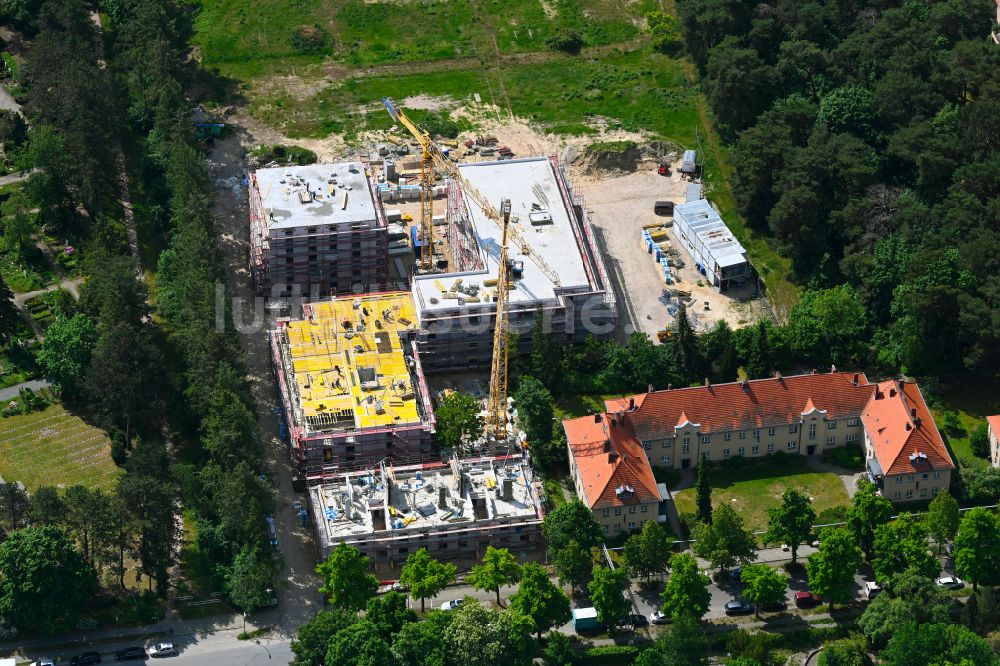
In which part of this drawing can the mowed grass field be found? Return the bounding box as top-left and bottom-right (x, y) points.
(673, 456), (851, 533)
(0, 404), (121, 491)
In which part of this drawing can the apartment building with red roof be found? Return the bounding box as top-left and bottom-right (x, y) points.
(861, 380), (955, 502)
(987, 414), (1000, 468)
(564, 412), (665, 535)
(564, 370), (954, 518)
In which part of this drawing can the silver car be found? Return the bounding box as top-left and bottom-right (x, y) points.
(148, 643), (177, 658)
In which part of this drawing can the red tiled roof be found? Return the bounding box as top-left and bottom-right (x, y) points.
(987, 415), (1000, 436)
(605, 372), (874, 442)
(564, 414), (661, 510)
(861, 380), (954, 476)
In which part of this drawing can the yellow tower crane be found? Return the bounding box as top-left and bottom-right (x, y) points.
(383, 97), (563, 444)
(485, 199), (512, 443)
(382, 97), (435, 270)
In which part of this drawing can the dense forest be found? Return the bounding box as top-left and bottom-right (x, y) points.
(0, 0), (276, 633)
(679, 0), (999, 381)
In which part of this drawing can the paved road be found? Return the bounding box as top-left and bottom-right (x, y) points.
(22, 634), (292, 666)
(0, 378), (51, 402)
(0, 169), (34, 187)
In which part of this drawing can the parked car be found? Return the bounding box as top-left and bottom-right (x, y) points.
(863, 581), (882, 600)
(617, 614), (649, 628)
(114, 647), (146, 661)
(729, 566), (743, 581)
(724, 599), (753, 616)
(148, 643), (177, 658)
(32, 659), (56, 666)
(440, 599), (464, 612)
(758, 600), (788, 612)
(71, 652), (102, 666)
(795, 591), (822, 608)
(649, 610), (670, 625)
(936, 576), (965, 590)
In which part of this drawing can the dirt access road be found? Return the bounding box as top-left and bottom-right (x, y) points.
(204, 129), (324, 634)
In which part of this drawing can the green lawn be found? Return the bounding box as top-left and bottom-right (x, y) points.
(193, 0), (657, 79)
(0, 404), (121, 491)
(554, 393), (621, 420)
(673, 455), (850, 534)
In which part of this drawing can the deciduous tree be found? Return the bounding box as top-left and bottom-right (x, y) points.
(588, 565), (631, 627)
(806, 528), (862, 610)
(37, 313), (99, 392)
(325, 619), (391, 666)
(693, 504), (756, 574)
(468, 546), (521, 605)
(740, 564), (787, 616)
(765, 488), (815, 563)
(872, 512), (940, 583)
(399, 547), (457, 613)
(554, 539), (593, 593)
(542, 499), (603, 557)
(391, 609), (452, 666)
(290, 609), (358, 666)
(509, 562), (571, 639)
(225, 545), (275, 613)
(622, 520), (673, 581)
(514, 377), (554, 450)
(316, 543), (378, 612)
(434, 391), (482, 451)
(0, 525), (95, 632)
(660, 553), (711, 621)
(926, 490), (960, 553)
(443, 601), (533, 666)
(954, 507), (1000, 591)
(846, 479), (894, 560)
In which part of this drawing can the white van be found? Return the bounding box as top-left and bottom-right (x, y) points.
(864, 581), (881, 599)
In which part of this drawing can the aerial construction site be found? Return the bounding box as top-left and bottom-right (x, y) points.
(255, 98), (753, 561)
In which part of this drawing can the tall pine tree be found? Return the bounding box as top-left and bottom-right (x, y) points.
(696, 454), (712, 524)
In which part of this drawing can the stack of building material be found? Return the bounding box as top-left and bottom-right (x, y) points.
(642, 226), (675, 284)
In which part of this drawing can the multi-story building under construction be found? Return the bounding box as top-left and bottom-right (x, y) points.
(249, 162), (389, 297)
(271, 291), (436, 481)
(411, 156), (617, 372)
(308, 454), (543, 566)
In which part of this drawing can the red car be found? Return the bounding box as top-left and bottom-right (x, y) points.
(795, 591), (822, 608)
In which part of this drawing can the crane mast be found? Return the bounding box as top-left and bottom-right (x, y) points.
(485, 199), (513, 443)
(382, 97), (434, 270)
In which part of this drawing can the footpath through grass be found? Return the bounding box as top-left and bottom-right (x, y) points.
(673, 455), (850, 533)
(0, 404), (120, 491)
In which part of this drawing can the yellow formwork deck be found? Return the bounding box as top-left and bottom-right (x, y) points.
(284, 292), (422, 430)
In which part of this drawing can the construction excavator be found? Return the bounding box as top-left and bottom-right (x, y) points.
(381, 97), (562, 445)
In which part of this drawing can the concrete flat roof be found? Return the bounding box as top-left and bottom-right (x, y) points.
(412, 158), (592, 314)
(255, 162), (378, 230)
(673, 199), (747, 268)
(311, 456), (540, 543)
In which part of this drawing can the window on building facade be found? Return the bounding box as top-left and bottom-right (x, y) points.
(754, 429), (760, 439)
(739, 431), (746, 439)
(827, 421), (836, 429)
(614, 508), (622, 516)
(787, 441), (797, 449)
(920, 488), (927, 497)
(737, 447), (745, 455)
(768, 427), (776, 436)
(660, 455), (671, 464)
(848, 418), (859, 426)
(641, 505), (648, 513)
(826, 436), (835, 444)
(921, 473), (928, 480)
(701, 436), (710, 444)
(809, 424), (816, 439)
(846, 434), (859, 442)
(683, 437), (690, 446)
(629, 506), (636, 514)
(789, 424), (798, 433)
(752, 445), (759, 453)
(602, 509), (609, 517)
(683, 444), (690, 453)
(768, 443), (775, 452)
(894, 491), (901, 499)
(906, 475), (914, 482)
(931, 487), (939, 496)
(896, 476), (902, 484)
(932, 472), (940, 479)
(724, 432), (731, 441)
(643, 442), (651, 450)
(906, 490), (913, 499)
(662, 440), (672, 449)
(723, 449), (730, 457)
(629, 522), (636, 529)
